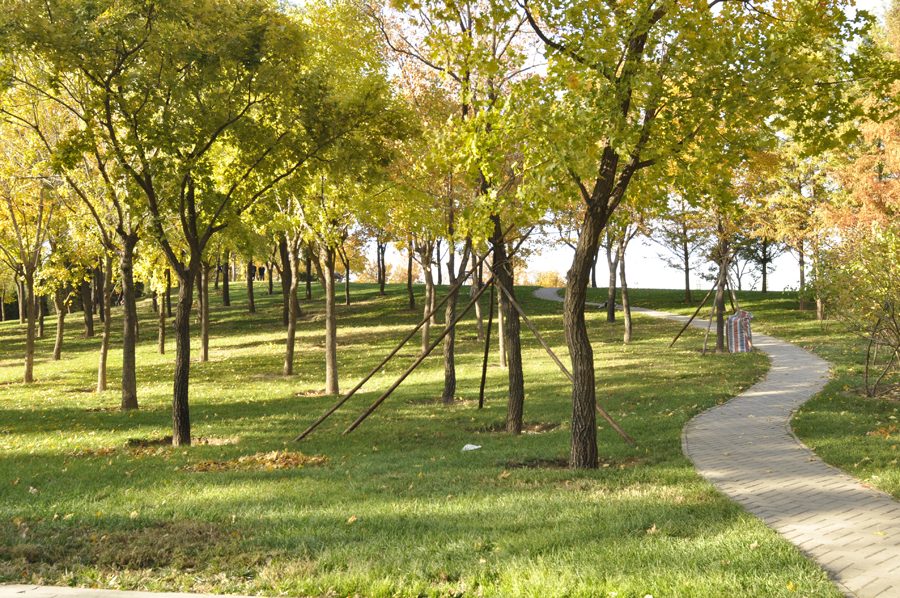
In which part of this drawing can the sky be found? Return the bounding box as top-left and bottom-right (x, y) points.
(376, 0), (887, 293)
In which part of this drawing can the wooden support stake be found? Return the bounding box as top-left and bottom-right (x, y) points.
(293, 240), (504, 442)
(343, 274), (495, 435)
(702, 303), (716, 356)
(667, 284), (717, 349)
(478, 280), (496, 410)
(494, 280), (635, 445)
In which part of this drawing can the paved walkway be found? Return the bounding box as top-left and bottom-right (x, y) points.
(533, 287), (900, 598)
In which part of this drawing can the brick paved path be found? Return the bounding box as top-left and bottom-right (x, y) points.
(532, 288), (900, 598)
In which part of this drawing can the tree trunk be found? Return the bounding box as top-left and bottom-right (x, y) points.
(166, 269), (173, 317)
(38, 294), (46, 339)
(222, 251), (230, 306)
(798, 240), (807, 311)
(200, 263), (210, 362)
(407, 249), (415, 310)
(94, 266), (105, 322)
(715, 265), (727, 354)
(682, 237), (692, 303)
(247, 260), (256, 313)
(620, 255), (632, 343)
(52, 289), (65, 361)
(279, 237), (292, 327)
(1, 287), (5, 322)
(761, 240), (769, 293)
(420, 245), (435, 354)
(442, 244), (459, 404)
(377, 241), (387, 296)
(23, 271), (36, 383)
(152, 291), (158, 314)
(563, 205), (603, 470)
(19, 278), (26, 324)
(158, 286), (166, 355)
(340, 249), (351, 306)
(195, 274), (203, 324)
(436, 240), (442, 285)
(120, 235), (139, 410)
(97, 254), (113, 391)
(491, 216), (525, 434)
(214, 253), (220, 291)
(305, 249), (312, 300)
(474, 281), (484, 342)
(321, 245), (339, 394)
(172, 269), (195, 446)
(591, 247), (599, 288)
(498, 303), (507, 368)
(605, 240), (617, 323)
(284, 238), (302, 376)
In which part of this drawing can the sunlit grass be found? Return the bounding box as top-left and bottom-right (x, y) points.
(0, 282), (842, 597)
(591, 286), (900, 499)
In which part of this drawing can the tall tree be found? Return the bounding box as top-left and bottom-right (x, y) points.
(519, 0), (870, 467)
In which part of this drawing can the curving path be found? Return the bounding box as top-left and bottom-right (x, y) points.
(533, 288), (900, 598)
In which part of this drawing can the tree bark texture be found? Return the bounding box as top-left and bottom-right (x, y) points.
(200, 263), (210, 362)
(305, 249), (312, 300)
(52, 289), (65, 361)
(38, 294), (46, 339)
(682, 235), (692, 303)
(492, 216), (525, 434)
(407, 249), (415, 310)
(158, 289), (166, 355)
(166, 269), (173, 317)
(798, 240), (807, 311)
(172, 270), (195, 446)
(284, 237), (302, 376)
(605, 238), (618, 323)
(97, 254), (113, 391)
(442, 246), (459, 404)
(24, 272), (36, 383)
(321, 245), (339, 395)
(80, 281), (94, 337)
(246, 260), (256, 313)
(620, 256), (632, 343)
(279, 237), (291, 326)
(222, 251), (231, 306)
(268, 261), (274, 295)
(120, 235), (139, 410)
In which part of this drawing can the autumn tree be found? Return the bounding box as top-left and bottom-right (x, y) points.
(518, 0), (870, 467)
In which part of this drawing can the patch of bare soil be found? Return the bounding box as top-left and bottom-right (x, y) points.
(295, 389), (328, 397)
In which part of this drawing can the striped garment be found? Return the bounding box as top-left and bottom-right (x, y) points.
(726, 309), (754, 353)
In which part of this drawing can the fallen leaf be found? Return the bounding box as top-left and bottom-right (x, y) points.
(749, 541), (759, 550)
(499, 471), (510, 479)
(347, 515), (357, 524)
(874, 531), (886, 536)
(28, 487), (38, 494)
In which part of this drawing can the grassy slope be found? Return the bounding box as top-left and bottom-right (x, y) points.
(0, 282), (841, 597)
(592, 286), (900, 499)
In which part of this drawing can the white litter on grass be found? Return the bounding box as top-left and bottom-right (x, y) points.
(461, 444), (482, 452)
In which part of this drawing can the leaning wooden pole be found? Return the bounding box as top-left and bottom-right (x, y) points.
(342, 274), (496, 436)
(478, 279), (496, 410)
(667, 283), (717, 349)
(293, 248), (500, 442)
(495, 281), (634, 445)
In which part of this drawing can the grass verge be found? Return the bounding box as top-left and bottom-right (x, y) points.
(0, 282), (841, 597)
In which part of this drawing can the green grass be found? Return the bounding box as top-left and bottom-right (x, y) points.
(0, 281), (843, 597)
(589, 286), (900, 500)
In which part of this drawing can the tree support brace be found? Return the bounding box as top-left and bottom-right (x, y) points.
(494, 280), (634, 445)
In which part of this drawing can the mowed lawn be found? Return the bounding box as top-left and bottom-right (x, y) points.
(0, 282), (845, 597)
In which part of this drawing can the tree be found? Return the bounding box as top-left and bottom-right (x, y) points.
(651, 195), (709, 302)
(518, 0), (868, 467)
(0, 109), (57, 383)
(7, 0), (406, 445)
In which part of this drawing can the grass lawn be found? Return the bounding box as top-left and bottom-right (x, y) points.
(589, 286), (900, 500)
(0, 281), (844, 597)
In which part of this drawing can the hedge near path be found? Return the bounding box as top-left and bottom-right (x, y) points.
(533, 287), (900, 598)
